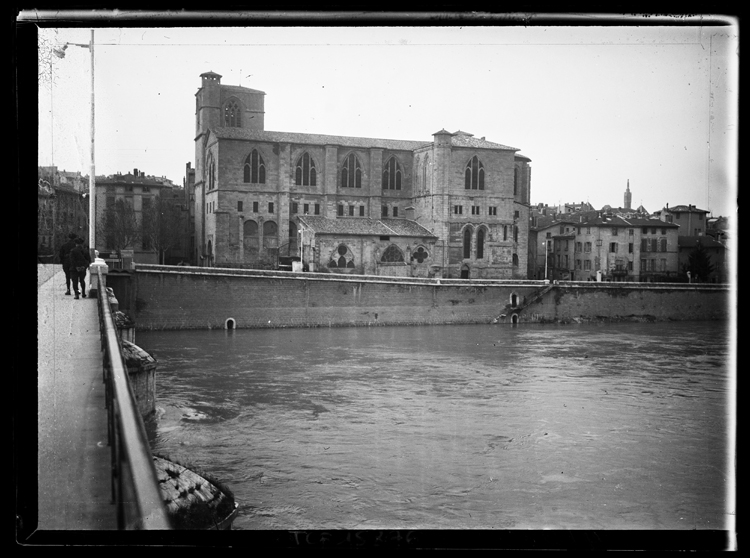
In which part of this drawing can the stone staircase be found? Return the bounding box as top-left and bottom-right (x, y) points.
(492, 283), (556, 323)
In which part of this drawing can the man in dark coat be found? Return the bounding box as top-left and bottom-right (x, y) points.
(59, 233), (77, 295)
(69, 237), (92, 299)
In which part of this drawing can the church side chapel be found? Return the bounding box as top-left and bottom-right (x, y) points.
(193, 71), (532, 279)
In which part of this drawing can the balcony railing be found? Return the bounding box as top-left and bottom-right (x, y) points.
(96, 266), (171, 529)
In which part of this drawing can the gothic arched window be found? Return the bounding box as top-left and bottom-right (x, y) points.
(295, 152), (317, 186)
(224, 99), (242, 127)
(477, 227), (486, 259)
(464, 156), (485, 190)
(329, 244), (355, 268)
(207, 153), (216, 190)
(341, 153), (362, 188)
(422, 154), (429, 194)
(463, 226), (473, 259)
(244, 150), (266, 184)
(381, 244), (404, 262)
(382, 157), (402, 190)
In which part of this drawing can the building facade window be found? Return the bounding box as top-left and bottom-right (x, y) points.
(382, 205), (388, 217)
(513, 253), (519, 266)
(382, 157), (402, 190)
(464, 156), (485, 190)
(609, 242), (618, 253)
(660, 238), (667, 252)
(224, 99), (242, 127)
(471, 206), (480, 215)
(244, 150), (266, 184)
(411, 246), (429, 263)
(207, 153), (216, 190)
(338, 204), (345, 216)
(238, 201), (243, 212)
(341, 153), (362, 188)
(454, 205), (463, 215)
(253, 201), (259, 213)
(513, 167), (518, 195)
(295, 152), (317, 186)
(329, 244), (355, 269)
(489, 206), (497, 216)
(463, 226), (473, 259)
(392, 206), (398, 217)
(584, 242), (591, 253)
(584, 260), (591, 270)
(381, 244), (404, 262)
(349, 205), (355, 217)
(314, 203), (320, 215)
(477, 228), (486, 259)
(268, 202), (274, 214)
(359, 206), (365, 217)
(303, 203), (309, 214)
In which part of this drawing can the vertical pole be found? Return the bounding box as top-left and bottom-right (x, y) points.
(89, 29), (96, 261)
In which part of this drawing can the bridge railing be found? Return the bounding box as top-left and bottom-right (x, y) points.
(95, 266), (171, 529)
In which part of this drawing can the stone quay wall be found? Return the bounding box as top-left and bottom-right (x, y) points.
(114, 264), (732, 331)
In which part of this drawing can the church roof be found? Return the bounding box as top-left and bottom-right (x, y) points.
(213, 128), (431, 151)
(298, 216), (436, 238)
(213, 127), (519, 152)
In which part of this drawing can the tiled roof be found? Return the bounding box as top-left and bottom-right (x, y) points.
(213, 128), (432, 151)
(531, 210), (679, 231)
(298, 216), (436, 238)
(659, 205), (710, 213)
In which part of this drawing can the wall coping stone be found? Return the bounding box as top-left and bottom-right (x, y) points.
(135, 264), (729, 292)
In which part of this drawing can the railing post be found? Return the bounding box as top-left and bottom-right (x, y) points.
(89, 255), (109, 298)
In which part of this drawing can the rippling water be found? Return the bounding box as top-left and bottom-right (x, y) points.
(138, 321), (733, 530)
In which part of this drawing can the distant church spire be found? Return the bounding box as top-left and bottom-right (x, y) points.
(624, 179), (632, 210)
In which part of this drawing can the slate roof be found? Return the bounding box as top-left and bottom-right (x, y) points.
(298, 216), (436, 238)
(213, 128), (432, 151)
(213, 127), (520, 153)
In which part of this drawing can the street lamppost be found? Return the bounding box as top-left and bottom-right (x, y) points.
(54, 30), (95, 262)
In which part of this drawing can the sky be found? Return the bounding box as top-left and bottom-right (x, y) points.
(35, 18), (738, 218)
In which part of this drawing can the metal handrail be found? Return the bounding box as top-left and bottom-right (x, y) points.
(96, 266), (171, 529)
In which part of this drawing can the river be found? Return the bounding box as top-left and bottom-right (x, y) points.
(137, 320), (733, 530)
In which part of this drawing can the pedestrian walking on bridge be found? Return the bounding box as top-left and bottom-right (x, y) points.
(59, 232), (77, 295)
(69, 237), (92, 299)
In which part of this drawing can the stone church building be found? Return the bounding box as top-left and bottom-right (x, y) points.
(193, 71), (532, 279)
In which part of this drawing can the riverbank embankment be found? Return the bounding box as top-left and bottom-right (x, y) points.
(105, 264), (731, 331)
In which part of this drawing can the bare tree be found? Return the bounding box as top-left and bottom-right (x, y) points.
(98, 198), (140, 256)
(141, 194), (186, 264)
